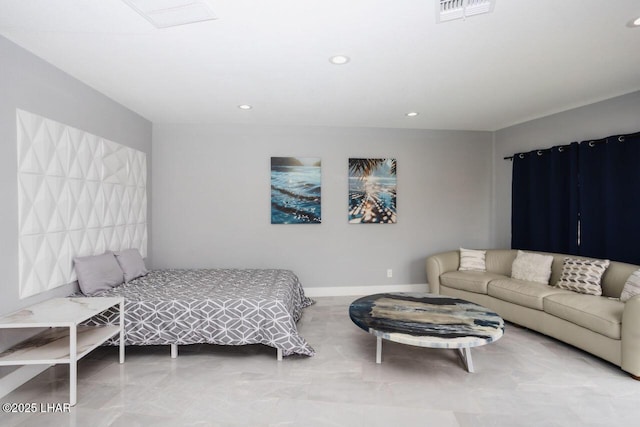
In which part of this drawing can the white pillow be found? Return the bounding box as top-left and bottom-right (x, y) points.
(458, 248), (486, 272)
(511, 250), (554, 285)
(621, 269), (640, 302)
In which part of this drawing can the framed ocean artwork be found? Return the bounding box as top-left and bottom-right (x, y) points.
(271, 157), (321, 224)
(348, 158), (397, 224)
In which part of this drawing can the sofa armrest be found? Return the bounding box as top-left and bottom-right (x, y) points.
(622, 294), (640, 378)
(426, 251), (460, 294)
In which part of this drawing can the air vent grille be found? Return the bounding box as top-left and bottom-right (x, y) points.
(436, 0), (495, 23)
(122, 0), (217, 29)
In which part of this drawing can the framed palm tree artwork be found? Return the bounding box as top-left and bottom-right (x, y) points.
(348, 158), (397, 224)
(271, 157), (322, 224)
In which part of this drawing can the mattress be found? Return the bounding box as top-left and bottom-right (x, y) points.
(82, 269), (315, 357)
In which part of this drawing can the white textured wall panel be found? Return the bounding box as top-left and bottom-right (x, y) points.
(17, 110), (147, 299)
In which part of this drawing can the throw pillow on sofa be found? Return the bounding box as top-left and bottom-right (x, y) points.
(511, 250), (554, 284)
(555, 257), (610, 296)
(458, 248), (486, 272)
(621, 269), (640, 302)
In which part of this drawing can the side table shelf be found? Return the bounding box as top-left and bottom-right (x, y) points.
(0, 297), (125, 406)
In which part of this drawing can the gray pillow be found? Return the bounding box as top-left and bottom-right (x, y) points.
(74, 253), (124, 296)
(115, 248), (148, 282)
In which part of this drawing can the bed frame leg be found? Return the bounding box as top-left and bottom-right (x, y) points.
(171, 344), (178, 359)
(277, 348), (282, 361)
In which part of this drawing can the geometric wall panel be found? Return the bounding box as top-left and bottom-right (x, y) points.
(17, 109), (147, 298)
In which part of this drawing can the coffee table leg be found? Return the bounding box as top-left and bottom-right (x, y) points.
(457, 347), (474, 373)
(376, 337), (382, 364)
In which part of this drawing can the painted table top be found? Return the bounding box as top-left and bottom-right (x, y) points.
(0, 297), (123, 328)
(349, 293), (504, 349)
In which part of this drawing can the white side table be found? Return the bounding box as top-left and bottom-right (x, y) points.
(0, 297), (125, 406)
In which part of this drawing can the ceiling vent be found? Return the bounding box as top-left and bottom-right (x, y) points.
(122, 0), (217, 29)
(436, 0), (496, 23)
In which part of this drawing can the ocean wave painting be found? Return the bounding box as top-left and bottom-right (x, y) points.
(271, 157), (321, 224)
(349, 158), (397, 224)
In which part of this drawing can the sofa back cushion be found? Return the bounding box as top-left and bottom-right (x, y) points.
(553, 256), (638, 298)
(601, 261), (640, 298)
(484, 250), (518, 276)
(524, 252), (638, 298)
(484, 250), (639, 299)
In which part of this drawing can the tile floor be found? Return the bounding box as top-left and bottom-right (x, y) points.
(2, 296), (639, 426)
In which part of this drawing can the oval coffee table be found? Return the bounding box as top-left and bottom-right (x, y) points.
(349, 292), (504, 372)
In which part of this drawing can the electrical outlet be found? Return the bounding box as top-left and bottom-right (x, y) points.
(387, 269), (393, 278)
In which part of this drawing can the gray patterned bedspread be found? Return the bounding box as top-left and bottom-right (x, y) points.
(83, 269), (315, 357)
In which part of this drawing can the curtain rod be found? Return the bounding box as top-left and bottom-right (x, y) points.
(502, 131), (639, 161)
(503, 142), (574, 161)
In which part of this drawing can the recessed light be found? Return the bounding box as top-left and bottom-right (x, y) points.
(329, 55), (350, 65)
(634, 16), (640, 26)
(406, 112), (419, 117)
(238, 104), (252, 110)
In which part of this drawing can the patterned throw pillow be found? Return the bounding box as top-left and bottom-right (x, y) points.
(458, 248), (486, 272)
(511, 250), (554, 284)
(621, 269), (640, 302)
(555, 257), (610, 296)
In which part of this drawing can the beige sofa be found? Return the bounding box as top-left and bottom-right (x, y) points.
(426, 249), (640, 379)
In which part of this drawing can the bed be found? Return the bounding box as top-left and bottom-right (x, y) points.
(80, 268), (315, 358)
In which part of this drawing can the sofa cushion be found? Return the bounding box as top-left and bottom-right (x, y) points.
(488, 279), (573, 311)
(484, 250), (518, 276)
(441, 271), (508, 295)
(543, 293), (623, 339)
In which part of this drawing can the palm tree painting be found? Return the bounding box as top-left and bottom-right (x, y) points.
(349, 158), (397, 224)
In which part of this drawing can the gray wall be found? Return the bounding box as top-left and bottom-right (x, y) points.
(152, 124), (493, 289)
(0, 36), (152, 350)
(492, 91), (640, 248)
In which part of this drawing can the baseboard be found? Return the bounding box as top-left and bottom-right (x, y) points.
(0, 365), (50, 399)
(304, 283), (429, 297)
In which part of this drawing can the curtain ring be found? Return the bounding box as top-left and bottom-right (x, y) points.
(536, 150), (543, 156)
(558, 146), (564, 152)
(618, 136), (625, 142)
(518, 153), (525, 159)
(588, 141), (595, 147)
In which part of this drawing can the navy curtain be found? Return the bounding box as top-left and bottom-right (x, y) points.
(511, 143), (579, 254)
(578, 132), (640, 264)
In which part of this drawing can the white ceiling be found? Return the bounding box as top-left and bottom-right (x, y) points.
(1, 0), (639, 131)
